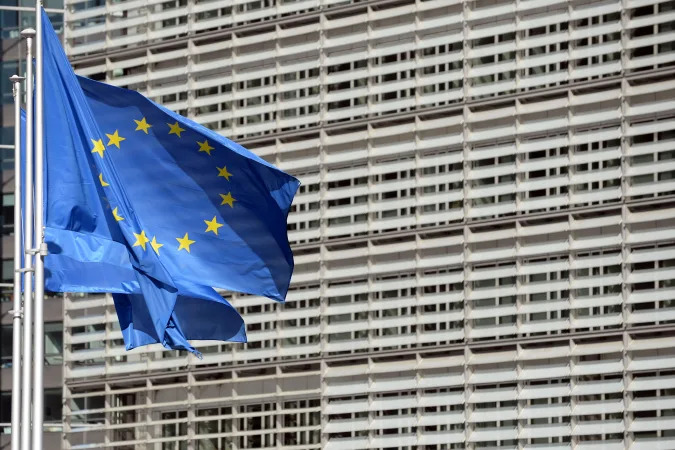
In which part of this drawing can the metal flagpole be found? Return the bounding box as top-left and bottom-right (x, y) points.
(33, 3), (46, 447)
(20, 27), (35, 450)
(33, 2), (46, 446)
(9, 73), (25, 450)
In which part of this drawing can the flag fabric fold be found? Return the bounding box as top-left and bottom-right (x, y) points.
(40, 10), (299, 354)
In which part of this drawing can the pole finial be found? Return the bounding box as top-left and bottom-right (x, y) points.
(21, 28), (36, 38)
(9, 75), (24, 97)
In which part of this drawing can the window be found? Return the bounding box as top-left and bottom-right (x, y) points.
(1, 259), (11, 284)
(163, 411), (188, 450)
(45, 322), (63, 366)
(45, 388), (62, 422)
(0, 325), (11, 368)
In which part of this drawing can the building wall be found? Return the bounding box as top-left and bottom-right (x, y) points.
(63, 0), (675, 449)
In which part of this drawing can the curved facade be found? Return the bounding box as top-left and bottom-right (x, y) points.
(63, 1), (675, 449)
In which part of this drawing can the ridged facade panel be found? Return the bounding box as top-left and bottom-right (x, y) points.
(63, 0), (675, 449)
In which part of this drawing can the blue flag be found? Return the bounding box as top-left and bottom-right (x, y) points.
(40, 10), (299, 354)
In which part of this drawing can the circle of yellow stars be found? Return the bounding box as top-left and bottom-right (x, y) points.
(93, 116), (238, 256)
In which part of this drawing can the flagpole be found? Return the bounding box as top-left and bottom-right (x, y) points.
(33, 3), (46, 447)
(19, 27), (35, 450)
(9, 73), (25, 450)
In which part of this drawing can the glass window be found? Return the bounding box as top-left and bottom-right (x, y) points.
(163, 411), (188, 450)
(2, 259), (12, 283)
(70, 396), (104, 424)
(0, 391), (9, 423)
(44, 388), (62, 421)
(0, 325), (11, 368)
(45, 322), (63, 365)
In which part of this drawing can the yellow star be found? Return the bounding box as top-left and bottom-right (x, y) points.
(134, 117), (152, 134)
(217, 166), (232, 181)
(168, 122), (185, 138)
(219, 192), (236, 208)
(112, 207), (124, 222)
(133, 230), (150, 251)
(99, 173), (109, 187)
(106, 130), (126, 149)
(91, 139), (105, 158)
(150, 236), (164, 255)
(176, 233), (195, 252)
(204, 216), (224, 235)
(198, 140), (215, 155)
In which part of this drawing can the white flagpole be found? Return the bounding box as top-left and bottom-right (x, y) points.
(33, 3), (46, 447)
(9, 73), (25, 450)
(20, 27), (35, 450)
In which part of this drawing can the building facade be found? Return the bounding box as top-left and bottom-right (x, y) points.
(60, 0), (675, 449)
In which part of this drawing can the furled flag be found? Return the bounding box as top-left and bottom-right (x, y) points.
(40, 10), (299, 355)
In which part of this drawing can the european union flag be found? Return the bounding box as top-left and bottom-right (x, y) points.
(40, 11), (299, 354)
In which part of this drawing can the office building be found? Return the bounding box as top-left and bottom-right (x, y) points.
(52, 0), (675, 448)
